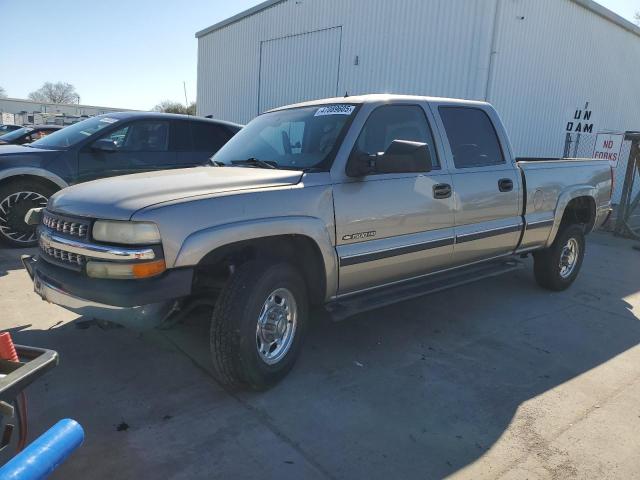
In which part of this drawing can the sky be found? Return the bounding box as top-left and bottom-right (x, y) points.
(0, 0), (637, 111)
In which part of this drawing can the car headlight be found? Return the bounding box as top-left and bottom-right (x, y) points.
(92, 220), (161, 244)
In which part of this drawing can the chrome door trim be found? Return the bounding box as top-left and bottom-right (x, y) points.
(524, 219), (554, 230)
(339, 236), (455, 267)
(454, 224), (522, 244)
(335, 252), (514, 299)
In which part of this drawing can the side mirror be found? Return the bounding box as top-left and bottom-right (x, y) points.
(376, 140), (432, 174)
(346, 140), (432, 177)
(91, 138), (117, 153)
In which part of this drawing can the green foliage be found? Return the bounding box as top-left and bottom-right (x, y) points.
(153, 100), (196, 115)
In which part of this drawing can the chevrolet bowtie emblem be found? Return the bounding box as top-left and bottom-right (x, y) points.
(40, 231), (52, 249)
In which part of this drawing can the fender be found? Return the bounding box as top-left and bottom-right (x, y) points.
(174, 216), (339, 300)
(546, 185), (597, 247)
(0, 167), (68, 189)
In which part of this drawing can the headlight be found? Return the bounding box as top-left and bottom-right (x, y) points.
(86, 259), (166, 279)
(92, 220), (161, 244)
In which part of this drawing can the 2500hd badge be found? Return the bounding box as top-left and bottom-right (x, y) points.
(342, 231), (376, 241)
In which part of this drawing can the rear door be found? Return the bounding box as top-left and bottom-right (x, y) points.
(333, 103), (455, 294)
(120, 120), (175, 174)
(432, 104), (522, 265)
(171, 121), (234, 166)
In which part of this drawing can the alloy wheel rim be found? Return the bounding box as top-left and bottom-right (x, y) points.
(0, 191), (48, 244)
(559, 237), (579, 279)
(256, 287), (298, 365)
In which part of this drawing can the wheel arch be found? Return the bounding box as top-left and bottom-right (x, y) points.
(176, 216), (338, 303)
(546, 186), (597, 247)
(0, 168), (68, 192)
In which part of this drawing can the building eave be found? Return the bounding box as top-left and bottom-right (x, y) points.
(195, 0), (640, 39)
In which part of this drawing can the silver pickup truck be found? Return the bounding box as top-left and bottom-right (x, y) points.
(22, 94), (612, 389)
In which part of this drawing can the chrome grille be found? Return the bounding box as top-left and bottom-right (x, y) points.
(42, 212), (89, 239)
(40, 245), (86, 266)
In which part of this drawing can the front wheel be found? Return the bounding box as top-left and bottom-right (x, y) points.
(0, 180), (54, 247)
(533, 224), (585, 291)
(210, 261), (308, 390)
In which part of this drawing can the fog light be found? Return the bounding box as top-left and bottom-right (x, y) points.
(86, 259), (166, 279)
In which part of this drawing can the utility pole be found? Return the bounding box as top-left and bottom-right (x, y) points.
(183, 81), (189, 107)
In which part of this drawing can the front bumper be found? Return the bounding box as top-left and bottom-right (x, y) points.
(22, 255), (194, 330)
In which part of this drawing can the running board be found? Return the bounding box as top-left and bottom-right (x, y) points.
(326, 259), (523, 322)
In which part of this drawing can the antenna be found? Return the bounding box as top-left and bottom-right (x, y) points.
(183, 81), (189, 106)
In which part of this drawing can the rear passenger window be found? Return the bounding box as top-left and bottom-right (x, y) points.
(191, 123), (231, 153)
(439, 107), (505, 168)
(171, 121), (193, 151)
(354, 105), (439, 169)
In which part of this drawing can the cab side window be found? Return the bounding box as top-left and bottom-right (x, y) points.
(439, 107), (505, 168)
(353, 105), (439, 169)
(190, 122), (230, 153)
(99, 121), (169, 152)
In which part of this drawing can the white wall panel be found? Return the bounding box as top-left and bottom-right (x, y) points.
(197, 0), (496, 123)
(197, 0), (640, 161)
(489, 0), (640, 157)
(258, 27), (342, 112)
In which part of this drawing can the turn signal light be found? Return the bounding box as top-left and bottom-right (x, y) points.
(86, 259), (166, 279)
(131, 260), (166, 279)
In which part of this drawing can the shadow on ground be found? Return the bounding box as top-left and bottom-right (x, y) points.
(1, 233), (639, 479)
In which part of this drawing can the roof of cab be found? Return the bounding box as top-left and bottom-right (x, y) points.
(266, 94), (491, 113)
(93, 111), (243, 129)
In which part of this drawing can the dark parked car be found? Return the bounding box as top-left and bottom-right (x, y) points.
(0, 125), (63, 145)
(0, 124), (23, 135)
(0, 112), (242, 246)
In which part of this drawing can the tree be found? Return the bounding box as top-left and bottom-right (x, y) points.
(0, 86), (6, 99)
(28, 82), (80, 104)
(635, 11), (640, 25)
(153, 100), (196, 115)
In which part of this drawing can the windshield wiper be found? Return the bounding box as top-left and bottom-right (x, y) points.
(231, 157), (277, 169)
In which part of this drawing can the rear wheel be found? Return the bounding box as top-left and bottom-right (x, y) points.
(209, 260), (308, 390)
(533, 224), (585, 291)
(0, 180), (54, 247)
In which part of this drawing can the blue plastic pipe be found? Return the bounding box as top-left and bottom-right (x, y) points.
(0, 419), (84, 480)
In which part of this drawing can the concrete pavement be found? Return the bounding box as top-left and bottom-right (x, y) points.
(0, 231), (639, 479)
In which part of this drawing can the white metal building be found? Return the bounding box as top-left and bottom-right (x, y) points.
(196, 0), (640, 160)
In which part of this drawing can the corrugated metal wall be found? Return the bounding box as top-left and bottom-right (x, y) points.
(197, 0), (640, 159)
(197, 0), (496, 122)
(489, 0), (640, 157)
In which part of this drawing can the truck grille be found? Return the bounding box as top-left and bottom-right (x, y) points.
(42, 211), (90, 239)
(38, 238), (86, 271)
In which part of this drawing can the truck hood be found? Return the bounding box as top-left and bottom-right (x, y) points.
(48, 166), (304, 220)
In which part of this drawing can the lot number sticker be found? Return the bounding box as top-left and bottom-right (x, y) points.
(315, 105), (355, 116)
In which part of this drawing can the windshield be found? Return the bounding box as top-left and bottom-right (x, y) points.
(30, 115), (120, 149)
(212, 104), (357, 170)
(0, 127), (32, 142)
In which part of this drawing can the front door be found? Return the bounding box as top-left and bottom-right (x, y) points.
(333, 104), (456, 294)
(77, 120), (174, 182)
(434, 105), (522, 265)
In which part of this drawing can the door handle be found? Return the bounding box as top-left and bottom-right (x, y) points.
(498, 178), (513, 192)
(433, 183), (452, 199)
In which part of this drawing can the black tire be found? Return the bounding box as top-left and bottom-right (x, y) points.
(0, 179), (55, 248)
(210, 260), (308, 390)
(533, 224), (585, 291)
